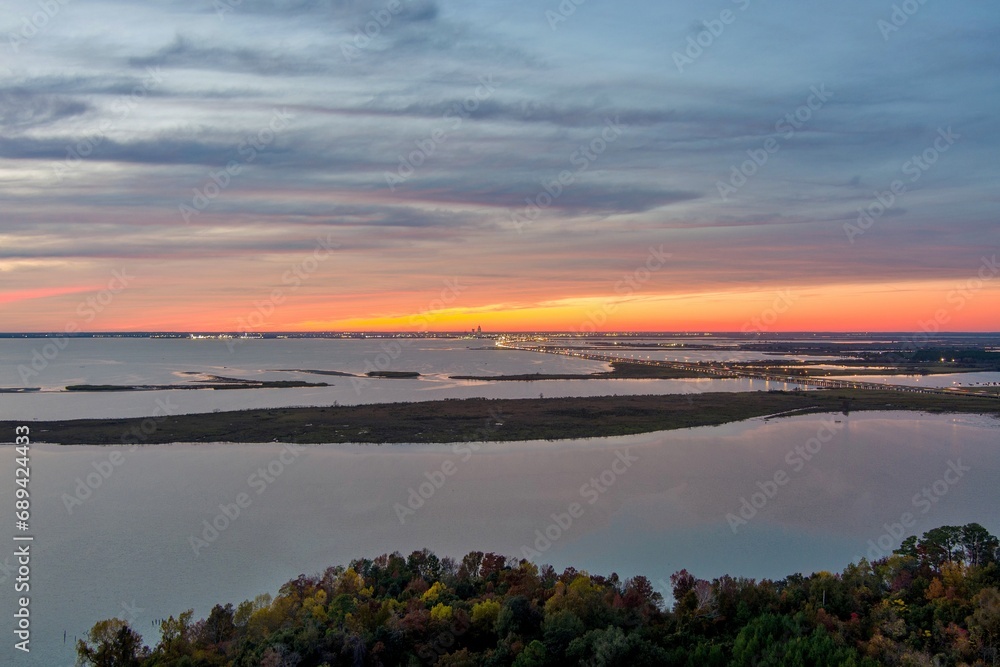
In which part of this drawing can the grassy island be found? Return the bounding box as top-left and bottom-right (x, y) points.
(6, 388), (997, 445)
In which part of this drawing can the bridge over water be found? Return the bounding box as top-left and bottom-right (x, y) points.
(501, 344), (999, 400)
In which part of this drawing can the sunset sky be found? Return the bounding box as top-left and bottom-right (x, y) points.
(1, 0), (997, 332)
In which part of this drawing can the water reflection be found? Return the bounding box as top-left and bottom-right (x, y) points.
(0, 338), (819, 420)
(2, 411), (997, 665)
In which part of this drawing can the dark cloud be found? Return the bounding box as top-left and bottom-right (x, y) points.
(206, 0), (439, 23)
(0, 135), (242, 166)
(388, 99), (677, 128)
(386, 179), (701, 216)
(3, 73), (254, 100)
(0, 92), (90, 130)
(128, 36), (327, 76)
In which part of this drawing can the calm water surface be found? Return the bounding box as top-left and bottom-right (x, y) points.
(0, 411), (997, 665)
(0, 339), (811, 419)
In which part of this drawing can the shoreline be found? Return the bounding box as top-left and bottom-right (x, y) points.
(449, 360), (712, 381)
(3, 388), (997, 446)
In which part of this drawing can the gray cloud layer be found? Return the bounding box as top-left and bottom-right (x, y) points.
(0, 0), (998, 315)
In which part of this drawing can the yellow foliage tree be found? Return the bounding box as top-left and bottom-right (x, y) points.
(303, 589), (328, 622)
(335, 568), (373, 599)
(544, 574), (604, 623)
(471, 599), (501, 628)
(430, 603), (454, 623)
(926, 578), (946, 601)
(941, 561), (968, 597)
(423, 581), (448, 604)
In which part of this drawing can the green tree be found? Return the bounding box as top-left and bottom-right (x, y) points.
(153, 609), (195, 662)
(919, 526), (965, 569)
(496, 595), (541, 639)
(969, 588), (1000, 658)
(541, 608), (585, 658)
(895, 535), (919, 559)
(436, 648), (479, 666)
(962, 523), (1000, 567)
(76, 618), (148, 667)
(199, 603), (236, 647)
(567, 626), (668, 666)
(512, 640), (546, 667)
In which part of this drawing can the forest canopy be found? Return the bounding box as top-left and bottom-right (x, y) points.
(78, 523), (1000, 666)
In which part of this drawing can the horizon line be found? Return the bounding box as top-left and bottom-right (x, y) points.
(1, 331), (999, 336)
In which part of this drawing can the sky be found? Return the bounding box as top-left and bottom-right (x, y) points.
(0, 0), (998, 332)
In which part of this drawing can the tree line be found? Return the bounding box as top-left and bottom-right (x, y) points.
(78, 523), (1000, 666)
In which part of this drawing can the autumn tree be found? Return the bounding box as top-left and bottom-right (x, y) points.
(76, 618), (148, 667)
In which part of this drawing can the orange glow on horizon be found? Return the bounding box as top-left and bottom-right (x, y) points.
(294, 280), (1000, 333)
(2, 278), (997, 333)
(0, 285), (100, 306)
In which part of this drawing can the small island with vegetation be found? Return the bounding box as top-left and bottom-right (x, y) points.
(64, 380), (330, 392)
(450, 361), (713, 382)
(61, 374), (331, 392)
(77, 523), (1000, 666)
(7, 388), (997, 445)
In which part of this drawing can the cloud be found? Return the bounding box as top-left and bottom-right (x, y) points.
(128, 36), (327, 76)
(0, 134), (242, 166)
(0, 286), (98, 305)
(388, 180), (701, 216)
(207, 0), (439, 23)
(0, 0), (998, 330)
(387, 99), (678, 128)
(0, 92), (90, 130)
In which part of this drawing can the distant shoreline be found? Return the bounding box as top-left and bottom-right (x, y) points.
(450, 361), (713, 381)
(4, 388), (997, 446)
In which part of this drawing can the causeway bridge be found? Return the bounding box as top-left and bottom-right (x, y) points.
(500, 344), (999, 400)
